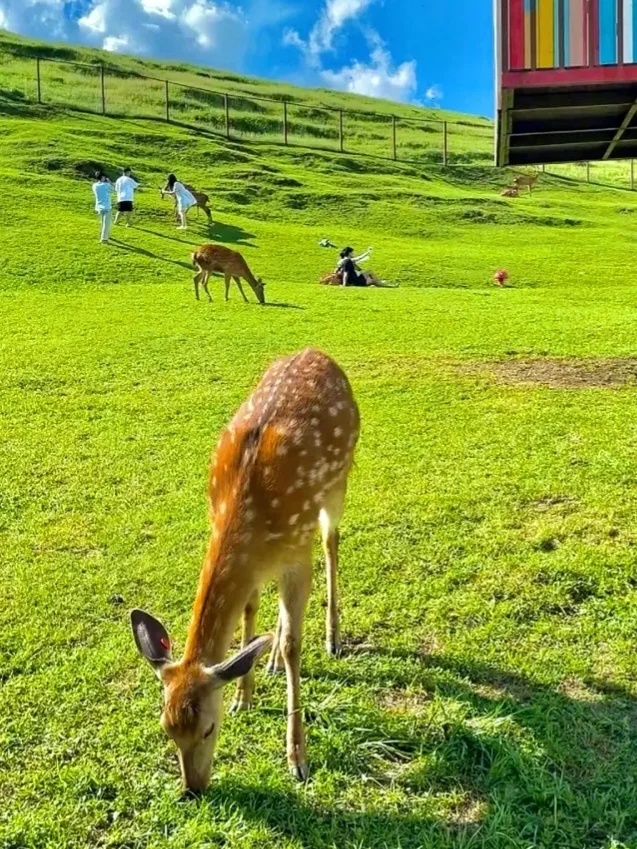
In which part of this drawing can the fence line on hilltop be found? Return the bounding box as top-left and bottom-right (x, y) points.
(2, 55), (637, 190)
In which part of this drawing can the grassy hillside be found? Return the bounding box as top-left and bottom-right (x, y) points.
(0, 29), (493, 165)
(4, 35), (637, 849)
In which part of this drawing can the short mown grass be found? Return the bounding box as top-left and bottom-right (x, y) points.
(3, 40), (637, 849)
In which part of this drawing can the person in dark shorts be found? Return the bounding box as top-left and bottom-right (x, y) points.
(114, 167), (140, 227)
(337, 247), (397, 287)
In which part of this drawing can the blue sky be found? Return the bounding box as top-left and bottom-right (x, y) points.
(0, 1), (495, 117)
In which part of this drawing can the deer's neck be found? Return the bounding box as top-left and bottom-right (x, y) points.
(183, 522), (254, 665)
(241, 262), (258, 286)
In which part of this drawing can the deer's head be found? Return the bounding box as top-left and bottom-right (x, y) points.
(131, 609), (271, 792)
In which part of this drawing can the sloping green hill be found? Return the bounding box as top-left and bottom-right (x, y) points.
(4, 32), (637, 849)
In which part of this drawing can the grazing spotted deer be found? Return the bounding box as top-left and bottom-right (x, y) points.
(192, 244), (265, 305)
(131, 349), (360, 791)
(160, 182), (213, 223)
(512, 171), (539, 195)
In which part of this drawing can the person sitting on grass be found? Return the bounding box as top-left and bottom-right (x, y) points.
(161, 174), (197, 230)
(91, 172), (115, 244)
(337, 247), (398, 288)
(114, 167), (141, 227)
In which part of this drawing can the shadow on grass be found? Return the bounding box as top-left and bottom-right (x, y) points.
(205, 780), (466, 849)
(202, 646), (637, 848)
(108, 238), (192, 269)
(136, 220), (257, 249)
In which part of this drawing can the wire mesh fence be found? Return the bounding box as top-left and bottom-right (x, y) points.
(2, 55), (637, 188)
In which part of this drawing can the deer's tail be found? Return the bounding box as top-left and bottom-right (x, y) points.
(192, 250), (201, 270)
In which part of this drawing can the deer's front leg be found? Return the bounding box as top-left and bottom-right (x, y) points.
(234, 277), (249, 303)
(279, 561), (312, 781)
(224, 274), (231, 302)
(231, 588), (260, 713)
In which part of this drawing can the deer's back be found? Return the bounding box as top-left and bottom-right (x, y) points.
(194, 244), (247, 275)
(210, 350), (359, 548)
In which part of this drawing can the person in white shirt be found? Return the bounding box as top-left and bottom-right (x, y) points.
(114, 167), (140, 227)
(92, 172), (115, 244)
(162, 173), (197, 230)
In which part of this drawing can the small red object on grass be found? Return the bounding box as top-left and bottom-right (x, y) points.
(493, 269), (509, 287)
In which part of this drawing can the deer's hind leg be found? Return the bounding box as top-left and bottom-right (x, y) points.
(267, 612), (284, 674)
(231, 588), (261, 712)
(201, 272), (212, 302)
(319, 484), (347, 658)
(193, 269), (203, 301)
(224, 273), (232, 302)
(279, 554), (313, 781)
(234, 276), (249, 303)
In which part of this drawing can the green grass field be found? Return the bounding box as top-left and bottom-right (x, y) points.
(4, 32), (637, 849)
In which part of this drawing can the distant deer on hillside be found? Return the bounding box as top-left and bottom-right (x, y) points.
(512, 171), (539, 195)
(160, 181), (213, 223)
(192, 244), (265, 304)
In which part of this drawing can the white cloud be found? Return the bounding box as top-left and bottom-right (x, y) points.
(322, 35), (417, 102)
(425, 84), (442, 102)
(286, 0), (372, 67)
(0, 0), (287, 71)
(285, 0), (419, 104)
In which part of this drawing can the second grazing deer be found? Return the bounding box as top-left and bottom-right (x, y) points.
(160, 182), (213, 223)
(131, 349), (360, 791)
(192, 244), (265, 305)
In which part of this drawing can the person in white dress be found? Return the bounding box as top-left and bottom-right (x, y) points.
(114, 167), (140, 227)
(92, 172), (115, 244)
(162, 174), (197, 230)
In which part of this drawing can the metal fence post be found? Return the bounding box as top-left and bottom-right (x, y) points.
(36, 58), (42, 104)
(392, 115), (397, 161)
(339, 109), (344, 152)
(224, 94), (230, 139)
(442, 121), (448, 166)
(165, 80), (170, 122)
(100, 64), (106, 115)
(283, 100), (288, 145)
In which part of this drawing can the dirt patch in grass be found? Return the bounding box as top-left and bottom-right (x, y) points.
(379, 689), (433, 714)
(478, 358), (637, 389)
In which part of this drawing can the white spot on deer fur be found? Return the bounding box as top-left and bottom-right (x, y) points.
(311, 418), (319, 426)
(244, 509), (256, 522)
(303, 501), (310, 511)
(289, 514), (299, 525)
(271, 497), (280, 508)
(277, 445), (288, 457)
(334, 427), (343, 437)
(267, 532), (283, 541)
(329, 407), (337, 417)
(219, 501), (227, 516)
(286, 485), (295, 495)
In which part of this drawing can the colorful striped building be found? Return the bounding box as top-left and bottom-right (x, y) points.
(496, 0), (637, 165)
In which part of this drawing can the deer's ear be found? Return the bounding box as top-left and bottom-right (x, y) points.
(131, 609), (172, 676)
(207, 634), (273, 685)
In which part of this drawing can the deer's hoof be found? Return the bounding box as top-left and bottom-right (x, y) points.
(289, 763), (310, 783)
(266, 661), (284, 676)
(326, 638), (342, 658)
(230, 698), (253, 714)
